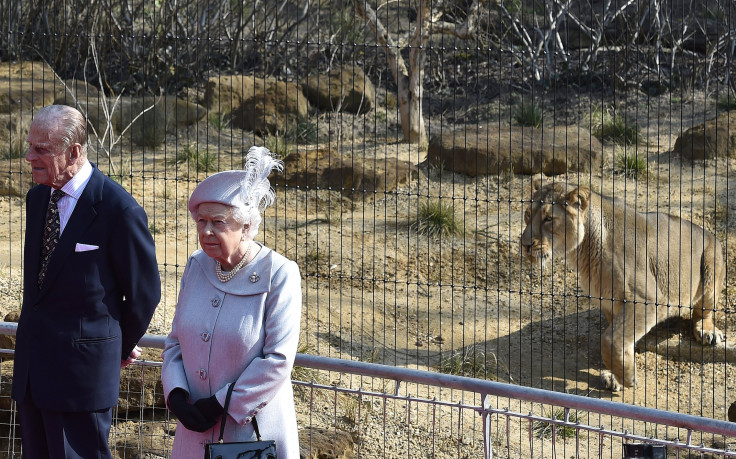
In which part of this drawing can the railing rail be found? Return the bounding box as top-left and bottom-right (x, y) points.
(2, 322), (736, 457)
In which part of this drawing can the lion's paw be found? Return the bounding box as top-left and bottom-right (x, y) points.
(694, 321), (724, 346)
(600, 370), (623, 392)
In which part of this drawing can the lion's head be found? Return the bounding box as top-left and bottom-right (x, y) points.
(520, 182), (590, 265)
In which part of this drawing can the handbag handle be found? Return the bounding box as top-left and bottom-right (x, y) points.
(217, 382), (263, 443)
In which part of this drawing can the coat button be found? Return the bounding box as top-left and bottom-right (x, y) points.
(201, 331), (211, 342)
(199, 368), (207, 380)
(211, 296), (220, 307)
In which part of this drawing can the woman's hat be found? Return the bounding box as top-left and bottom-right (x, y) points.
(188, 146), (283, 215)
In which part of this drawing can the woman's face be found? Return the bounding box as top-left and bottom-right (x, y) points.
(195, 202), (249, 267)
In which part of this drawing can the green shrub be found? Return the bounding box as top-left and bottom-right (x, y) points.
(438, 346), (491, 378)
(209, 112), (232, 131)
(717, 94), (736, 111)
(514, 101), (544, 128)
(412, 199), (461, 238)
(532, 408), (579, 439)
(593, 108), (642, 145)
(175, 144), (217, 172)
(615, 153), (647, 178)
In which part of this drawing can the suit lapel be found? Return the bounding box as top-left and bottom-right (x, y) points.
(36, 166), (103, 299)
(24, 186), (50, 299)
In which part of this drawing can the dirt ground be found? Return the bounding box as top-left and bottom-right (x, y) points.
(2, 89), (736, 457)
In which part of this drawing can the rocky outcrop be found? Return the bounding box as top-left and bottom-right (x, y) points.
(427, 124), (603, 176)
(301, 66), (374, 115)
(673, 112), (736, 160)
(299, 427), (356, 459)
(274, 147), (418, 198)
(205, 75), (310, 135)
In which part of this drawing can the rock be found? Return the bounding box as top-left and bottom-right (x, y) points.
(274, 147), (418, 198)
(53, 79), (102, 105)
(427, 124), (603, 176)
(0, 168), (34, 198)
(203, 74), (263, 114)
(117, 348), (166, 412)
(0, 110), (33, 160)
(0, 310), (20, 350)
(729, 401), (736, 422)
(673, 112), (736, 160)
(60, 95), (206, 147)
(299, 426), (356, 459)
(113, 419), (176, 458)
(0, 61), (58, 113)
(301, 66), (375, 114)
(230, 78), (310, 135)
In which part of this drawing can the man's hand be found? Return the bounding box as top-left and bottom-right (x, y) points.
(121, 345), (142, 368)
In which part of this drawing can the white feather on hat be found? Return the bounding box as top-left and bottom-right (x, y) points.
(188, 146), (283, 215)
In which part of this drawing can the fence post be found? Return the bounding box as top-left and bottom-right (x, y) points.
(482, 394), (493, 459)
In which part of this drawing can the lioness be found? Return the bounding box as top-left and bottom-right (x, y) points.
(520, 182), (725, 391)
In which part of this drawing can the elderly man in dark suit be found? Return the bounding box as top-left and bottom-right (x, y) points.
(12, 105), (161, 458)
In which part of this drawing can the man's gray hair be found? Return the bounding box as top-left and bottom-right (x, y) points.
(35, 105), (88, 157)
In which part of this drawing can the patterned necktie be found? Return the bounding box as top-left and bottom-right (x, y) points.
(38, 189), (65, 288)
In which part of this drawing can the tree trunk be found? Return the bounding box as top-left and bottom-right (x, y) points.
(355, 0), (428, 147)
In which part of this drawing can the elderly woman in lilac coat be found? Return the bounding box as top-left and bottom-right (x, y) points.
(162, 147), (301, 458)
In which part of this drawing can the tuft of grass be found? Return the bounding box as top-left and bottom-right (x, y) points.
(514, 100), (544, 128)
(264, 135), (289, 158)
(148, 222), (162, 235)
(717, 94), (736, 111)
(175, 144), (217, 172)
(412, 199), (461, 238)
(437, 346), (493, 378)
(209, 112), (232, 131)
(615, 153), (647, 178)
(532, 407), (579, 439)
(592, 108), (642, 145)
(286, 119), (319, 144)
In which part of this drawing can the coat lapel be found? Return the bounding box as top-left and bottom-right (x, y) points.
(36, 166), (103, 299)
(24, 186), (50, 300)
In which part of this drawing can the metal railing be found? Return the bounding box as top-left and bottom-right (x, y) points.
(1, 322), (736, 458)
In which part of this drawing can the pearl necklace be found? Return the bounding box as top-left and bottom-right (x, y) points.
(215, 243), (253, 283)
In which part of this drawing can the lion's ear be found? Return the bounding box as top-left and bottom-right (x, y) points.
(567, 186), (590, 212)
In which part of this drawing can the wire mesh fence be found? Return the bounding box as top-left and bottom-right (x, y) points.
(0, 0), (735, 456)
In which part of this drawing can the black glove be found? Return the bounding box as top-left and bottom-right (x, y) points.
(167, 388), (216, 432)
(194, 394), (225, 422)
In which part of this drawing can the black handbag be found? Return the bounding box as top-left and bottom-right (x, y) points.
(204, 383), (277, 459)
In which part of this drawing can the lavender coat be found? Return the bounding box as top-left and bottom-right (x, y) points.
(162, 246), (302, 458)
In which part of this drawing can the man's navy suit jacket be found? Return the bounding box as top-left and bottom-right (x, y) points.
(12, 164), (161, 412)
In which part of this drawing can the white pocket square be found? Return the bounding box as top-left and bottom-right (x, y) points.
(75, 243), (99, 252)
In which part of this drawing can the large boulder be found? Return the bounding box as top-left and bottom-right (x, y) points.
(205, 74), (310, 134)
(59, 95), (206, 147)
(673, 112), (736, 160)
(0, 61), (58, 113)
(203, 74), (263, 114)
(117, 348), (166, 412)
(274, 147), (418, 198)
(301, 66), (375, 114)
(299, 427), (356, 459)
(427, 124), (603, 176)
(0, 110), (33, 161)
(230, 78), (310, 135)
(53, 79), (102, 105)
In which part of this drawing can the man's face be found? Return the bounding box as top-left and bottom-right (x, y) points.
(25, 119), (75, 188)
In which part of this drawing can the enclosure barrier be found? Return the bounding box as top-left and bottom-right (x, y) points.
(0, 323), (735, 458)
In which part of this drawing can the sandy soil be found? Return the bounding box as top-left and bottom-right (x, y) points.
(1, 89), (736, 457)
